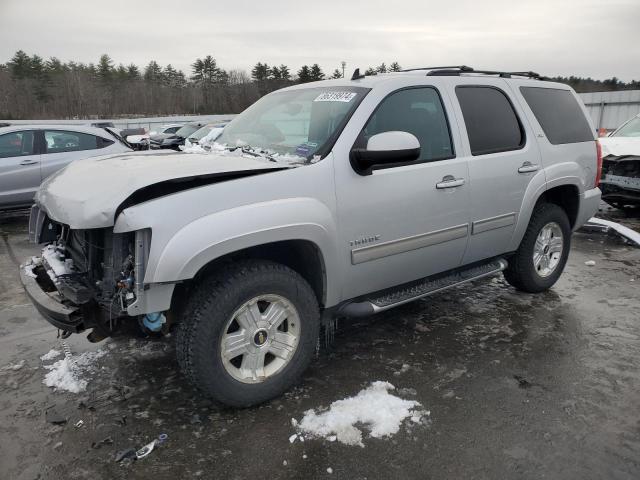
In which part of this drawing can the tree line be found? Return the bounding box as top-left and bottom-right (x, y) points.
(0, 50), (637, 120)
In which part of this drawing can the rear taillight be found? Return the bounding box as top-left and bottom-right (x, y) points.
(595, 139), (603, 188)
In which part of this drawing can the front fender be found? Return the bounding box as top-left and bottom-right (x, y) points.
(149, 198), (340, 305)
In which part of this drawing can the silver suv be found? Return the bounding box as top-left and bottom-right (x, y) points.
(20, 66), (601, 406)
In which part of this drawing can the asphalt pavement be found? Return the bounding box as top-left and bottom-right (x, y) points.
(0, 207), (639, 480)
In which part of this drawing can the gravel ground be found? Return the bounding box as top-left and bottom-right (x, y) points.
(0, 207), (639, 480)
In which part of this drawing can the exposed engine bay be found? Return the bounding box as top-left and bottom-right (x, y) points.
(23, 210), (159, 340)
(600, 155), (640, 208)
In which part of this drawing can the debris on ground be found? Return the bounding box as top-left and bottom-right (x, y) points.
(91, 437), (113, 449)
(583, 217), (640, 247)
(585, 260), (596, 266)
(295, 381), (428, 447)
(45, 407), (67, 425)
(115, 433), (168, 462)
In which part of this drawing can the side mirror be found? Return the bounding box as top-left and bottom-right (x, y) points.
(351, 131), (421, 175)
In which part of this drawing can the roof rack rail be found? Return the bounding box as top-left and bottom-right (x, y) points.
(401, 65), (474, 73)
(401, 66), (546, 80)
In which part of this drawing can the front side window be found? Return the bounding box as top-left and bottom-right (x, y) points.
(520, 87), (594, 144)
(45, 130), (99, 153)
(216, 86), (369, 160)
(358, 87), (454, 162)
(0, 131), (35, 158)
(612, 116), (640, 138)
(456, 86), (524, 155)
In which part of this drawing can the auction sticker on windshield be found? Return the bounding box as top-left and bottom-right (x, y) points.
(314, 91), (357, 102)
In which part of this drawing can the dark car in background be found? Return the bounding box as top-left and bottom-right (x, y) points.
(149, 123), (205, 150)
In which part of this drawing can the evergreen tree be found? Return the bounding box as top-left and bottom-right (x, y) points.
(389, 62), (402, 72)
(331, 68), (343, 79)
(144, 60), (163, 83)
(309, 64), (324, 81)
(297, 65), (312, 83)
(376, 63), (387, 74)
(97, 54), (114, 81)
(8, 50), (32, 79)
(251, 62), (270, 82)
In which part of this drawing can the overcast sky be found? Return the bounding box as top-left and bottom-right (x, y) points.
(1, 0), (639, 81)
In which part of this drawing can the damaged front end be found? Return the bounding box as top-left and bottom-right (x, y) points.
(20, 205), (159, 340)
(600, 155), (640, 207)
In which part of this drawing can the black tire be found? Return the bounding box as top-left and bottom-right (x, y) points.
(176, 259), (319, 407)
(504, 203), (571, 293)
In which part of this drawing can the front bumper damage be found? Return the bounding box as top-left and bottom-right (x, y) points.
(20, 205), (170, 337)
(600, 155), (640, 206)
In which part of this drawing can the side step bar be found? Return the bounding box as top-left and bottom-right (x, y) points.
(338, 258), (508, 317)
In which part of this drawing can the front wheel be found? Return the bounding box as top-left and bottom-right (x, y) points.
(176, 260), (319, 407)
(504, 203), (571, 293)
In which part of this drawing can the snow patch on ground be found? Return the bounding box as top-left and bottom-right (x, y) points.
(295, 381), (428, 447)
(40, 349), (61, 361)
(42, 350), (107, 393)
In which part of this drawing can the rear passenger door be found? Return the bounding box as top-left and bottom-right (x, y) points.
(40, 129), (110, 181)
(449, 81), (543, 264)
(0, 130), (40, 208)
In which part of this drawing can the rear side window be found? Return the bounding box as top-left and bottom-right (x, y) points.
(456, 86), (524, 155)
(45, 130), (99, 153)
(520, 87), (594, 144)
(0, 131), (35, 158)
(360, 87), (454, 162)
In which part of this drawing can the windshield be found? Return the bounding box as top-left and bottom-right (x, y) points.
(190, 126), (213, 141)
(613, 116), (640, 138)
(216, 86), (369, 159)
(175, 124), (200, 138)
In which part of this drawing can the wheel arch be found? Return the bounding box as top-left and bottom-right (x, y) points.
(510, 181), (581, 251)
(170, 239), (328, 317)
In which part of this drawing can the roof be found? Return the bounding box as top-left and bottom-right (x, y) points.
(0, 124), (116, 138)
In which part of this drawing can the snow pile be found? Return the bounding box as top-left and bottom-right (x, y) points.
(42, 350), (107, 393)
(294, 381), (428, 447)
(40, 349), (61, 361)
(584, 260), (596, 266)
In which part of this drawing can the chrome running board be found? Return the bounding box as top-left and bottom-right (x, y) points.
(339, 258), (508, 317)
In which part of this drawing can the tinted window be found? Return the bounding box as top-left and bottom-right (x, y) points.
(520, 87), (593, 144)
(45, 130), (99, 153)
(0, 131), (35, 158)
(456, 86), (524, 155)
(360, 87), (453, 162)
(164, 126), (180, 134)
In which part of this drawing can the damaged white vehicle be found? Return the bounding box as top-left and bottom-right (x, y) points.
(21, 67), (601, 406)
(599, 113), (640, 209)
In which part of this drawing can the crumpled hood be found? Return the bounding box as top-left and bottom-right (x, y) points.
(36, 151), (291, 229)
(599, 136), (640, 157)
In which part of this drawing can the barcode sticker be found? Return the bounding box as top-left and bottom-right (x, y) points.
(314, 92), (357, 102)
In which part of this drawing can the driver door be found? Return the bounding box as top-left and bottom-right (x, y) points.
(333, 86), (471, 301)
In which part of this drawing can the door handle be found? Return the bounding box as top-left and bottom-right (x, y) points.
(19, 159), (39, 166)
(518, 162), (539, 173)
(436, 175), (465, 189)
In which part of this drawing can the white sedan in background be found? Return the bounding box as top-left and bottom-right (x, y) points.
(0, 125), (131, 210)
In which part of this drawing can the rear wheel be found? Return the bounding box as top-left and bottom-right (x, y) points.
(176, 260), (319, 407)
(504, 203), (571, 293)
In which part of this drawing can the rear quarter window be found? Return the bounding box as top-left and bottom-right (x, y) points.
(455, 86), (524, 156)
(520, 87), (594, 145)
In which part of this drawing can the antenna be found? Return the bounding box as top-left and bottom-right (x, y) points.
(351, 68), (365, 80)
